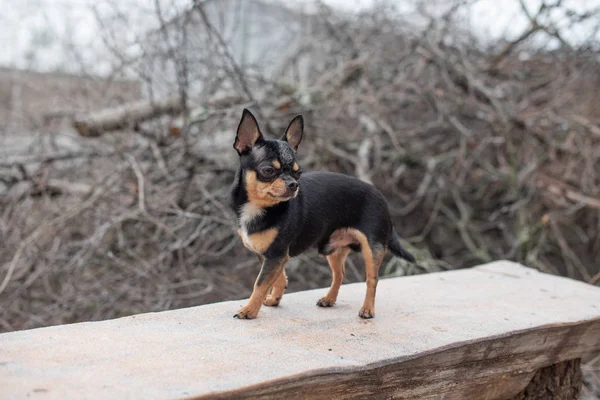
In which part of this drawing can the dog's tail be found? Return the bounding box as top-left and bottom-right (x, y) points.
(389, 228), (416, 263)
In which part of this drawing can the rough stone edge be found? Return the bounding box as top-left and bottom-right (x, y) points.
(508, 359), (582, 400)
(187, 318), (600, 400)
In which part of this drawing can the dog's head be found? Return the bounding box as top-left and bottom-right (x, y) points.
(233, 109), (304, 207)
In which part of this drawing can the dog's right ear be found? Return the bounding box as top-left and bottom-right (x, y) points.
(234, 109), (264, 155)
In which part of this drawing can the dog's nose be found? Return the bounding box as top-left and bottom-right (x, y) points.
(286, 181), (298, 190)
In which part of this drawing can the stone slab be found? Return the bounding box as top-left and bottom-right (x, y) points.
(1, 261), (599, 399)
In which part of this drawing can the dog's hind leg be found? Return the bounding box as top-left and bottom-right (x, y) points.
(354, 234), (385, 319)
(317, 247), (351, 307)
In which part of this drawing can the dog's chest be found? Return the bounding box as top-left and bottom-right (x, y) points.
(238, 203), (266, 253)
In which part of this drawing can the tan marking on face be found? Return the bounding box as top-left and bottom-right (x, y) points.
(245, 170), (290, 207)
(292, 162), (299, 172)
(246, 228), (278, 255)
(272, 160), (281, 169)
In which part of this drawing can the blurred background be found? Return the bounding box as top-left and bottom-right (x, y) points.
(0, 0), (599, 394)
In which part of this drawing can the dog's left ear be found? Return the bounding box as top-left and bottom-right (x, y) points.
(282, 115), (304, 152)
(234, 109), (264, 155)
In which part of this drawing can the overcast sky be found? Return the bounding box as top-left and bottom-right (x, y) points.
(1, 0), (598, 74)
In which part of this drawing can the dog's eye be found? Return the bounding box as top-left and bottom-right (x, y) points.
(261, 167), (276, 178)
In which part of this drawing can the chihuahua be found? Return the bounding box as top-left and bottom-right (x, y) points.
(230, 109), (415, 319)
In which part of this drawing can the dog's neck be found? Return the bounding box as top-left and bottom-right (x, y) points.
(230, 166), (247, 216)
(239, 202), (266, 229)
(230, 165), (291, 231)
(231, 166), (265, 227)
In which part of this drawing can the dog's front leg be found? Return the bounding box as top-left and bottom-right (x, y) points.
(234, 255), (289, 319)
(264, 268), (287, 307)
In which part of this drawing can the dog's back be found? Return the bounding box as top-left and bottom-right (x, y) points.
(284, 171), (393, 257)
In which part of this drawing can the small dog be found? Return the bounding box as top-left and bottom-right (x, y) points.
(230, 109), (415, 319)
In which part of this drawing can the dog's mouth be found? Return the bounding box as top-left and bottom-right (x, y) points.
(270, 188), (299, 200)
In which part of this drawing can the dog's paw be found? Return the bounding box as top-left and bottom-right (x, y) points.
(263, 295), (281, 307)
(316, 296), (335, 307)
(233, 306), (259, 319)
(358, 307), (375, 319)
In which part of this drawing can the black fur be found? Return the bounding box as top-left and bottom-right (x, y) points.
(232, 170), (415, 261)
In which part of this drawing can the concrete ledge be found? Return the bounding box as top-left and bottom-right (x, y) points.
(1, 261), (600, 399)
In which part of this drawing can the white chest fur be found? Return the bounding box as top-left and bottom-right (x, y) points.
(239, 203), (266, 252)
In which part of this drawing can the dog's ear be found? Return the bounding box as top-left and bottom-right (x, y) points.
(282, 115), (303, 152)
(234, 109), (264, 155)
